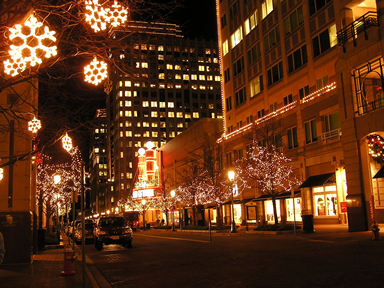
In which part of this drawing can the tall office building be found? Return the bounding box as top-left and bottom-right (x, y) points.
(106, 21), (223, 210)
(216, 0), (384, 231)
(89, 109), (108, 214)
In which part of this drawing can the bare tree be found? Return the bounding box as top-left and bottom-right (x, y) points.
(236, 140), (301, 225)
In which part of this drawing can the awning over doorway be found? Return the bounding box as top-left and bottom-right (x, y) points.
(373, 166), (384, 179)
(298, 173), (335, 188)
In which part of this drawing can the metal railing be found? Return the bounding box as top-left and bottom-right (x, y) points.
(337, 11), (378, 47)
(356, 97), (384, 116)
(321, 128), (341, 142)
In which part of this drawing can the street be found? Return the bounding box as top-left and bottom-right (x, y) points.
(85, 229), (384, 288)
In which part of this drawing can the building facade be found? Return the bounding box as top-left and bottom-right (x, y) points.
(106, 21), (223, 212)
(89, 109), (108, 214)
(216, 0), (383, 231)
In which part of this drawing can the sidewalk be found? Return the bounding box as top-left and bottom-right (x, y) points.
(0, 234), (90, 288)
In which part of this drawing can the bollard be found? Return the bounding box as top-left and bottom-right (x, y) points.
(61, 248), (76, 276)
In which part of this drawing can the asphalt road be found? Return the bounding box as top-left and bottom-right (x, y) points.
(85, 230), (384, 288)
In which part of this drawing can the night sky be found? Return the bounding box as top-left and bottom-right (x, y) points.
(38, 0), (218, 160)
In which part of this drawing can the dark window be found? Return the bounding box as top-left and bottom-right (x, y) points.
(312, 28), (331, 58)
(267, 62), (283, 86)
(235, 87), (246, 107)
(287, 127), (298, 149)
(288, 45), (307, 73)
(226, 96), (232, 111)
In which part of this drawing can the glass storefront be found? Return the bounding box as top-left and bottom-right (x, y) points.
(286, 198), (302, 222)
(264, 200), (281, 223)
(313, 185), (338, 217)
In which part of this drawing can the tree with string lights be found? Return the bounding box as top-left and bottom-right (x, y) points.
(235, 141), (301, 225)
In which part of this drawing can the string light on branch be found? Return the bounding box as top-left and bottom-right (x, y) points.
(105, 1), (128, 28)
(84, 57), (108, 85)
(62, 133), (73, 152)
(3, 14), (57, 77)
(367, 134), (384, 163)
(28, 116), (41, 133)
(0, 168), (3, 181)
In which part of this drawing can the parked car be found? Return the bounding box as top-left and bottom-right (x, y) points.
(94, 216), (133, 250)
(74, 219), (95, 244)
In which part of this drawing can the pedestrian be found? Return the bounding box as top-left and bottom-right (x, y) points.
(161, 219), (165, 226)
(0, 231), (5, 264)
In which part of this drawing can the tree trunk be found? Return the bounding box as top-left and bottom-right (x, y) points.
(38, 199), (43, 229)
(216, 204), (223, 227)
(192, 205), (197, 226)
(272, 196), (279, 225)
(165, 207), (169, 226)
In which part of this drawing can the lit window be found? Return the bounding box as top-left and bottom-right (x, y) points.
(143, 101), (149, 107)
(192, 84), (198, 90)
(199, 65), (205, 71)
(169, 131), (175, 137)
(151, 111), (158, 117)
(167, 102), (174, 108)
(125, 101), (132, 107)
(125, 81), (131, 87)
(231, 26), (243, 49)
(152, 131), (158, 137)
(191, 74), (197, 80)
(143, 131), (150, 137)
(199, 75), (206, 81)
(168, 112), (175, 117)
(262, 0), (273, 19)
(175, 65), (181, 70)
(167, 64), (173, 70)
(95, 148), (99, 153)
(119, 91), (123, 97)
(175, 84), (181, 89)
(119, 111), (123, 117)
(159, 73), (165, 79)
(125, 91), (131, 97)
(158, 55), (164, 60)
(125, 111), (132, 117)
(223, 40), (229, 56)
(185, 113), (191, 119)
(119, 101), (123, 107)
(207, 75), (213, 81)
(119, 81), (123, 87)
(120, 152), (124, 158)
(193, 112), (199, 118)
(183, 74), (190, 80)
(126, 131), (132, 137)
(175, 74), (181, 80)
(159, 102), (166, 108)
(215, 76), (221, 81)
(158, 45), (164, 51)
(244, 9), (258, 35)
(177, 123), (183, 128)
(142, 62), (148, 68)
(151, 101), (157, 107)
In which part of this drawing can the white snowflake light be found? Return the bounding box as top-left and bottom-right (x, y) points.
(84, 57), (108, 86)
(84, 0), (128, 32)
(85, 0), (108, 32)
(3, 14), (57, 76)
(62, 133), (73, 152)
(28, 116), (41, 133)
(105, 1), (128, 27)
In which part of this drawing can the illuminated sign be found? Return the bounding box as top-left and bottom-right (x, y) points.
(132, 142), (161, 198)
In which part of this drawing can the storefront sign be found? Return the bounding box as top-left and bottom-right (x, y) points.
(340, 202), (347, 213)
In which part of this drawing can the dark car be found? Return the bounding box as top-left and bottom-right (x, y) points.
(74, 219), (95, 244)
(94, 216), (133, 250)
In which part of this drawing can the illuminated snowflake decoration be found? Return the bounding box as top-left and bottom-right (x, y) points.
(84, 57), (108, 86)
(3, 14), (57, 77)
(62, 133), (73, 152)
(105, 1), (128, 28)
(84, 0), (128, 32)
(28, 116), (42, 134)
(85, 0), (108, 32)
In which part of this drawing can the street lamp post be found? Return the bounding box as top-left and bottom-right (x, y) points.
(141, 199), (146, 230)
(62, 133), (86, 288)
(228, 170), (237, 233)
(170, 190), (176, 232)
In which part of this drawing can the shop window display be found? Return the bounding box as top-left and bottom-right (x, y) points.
(313, 185), (338, 216)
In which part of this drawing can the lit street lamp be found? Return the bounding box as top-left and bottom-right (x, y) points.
(170, 190), (176, 232)
(228, 170), (236, 233)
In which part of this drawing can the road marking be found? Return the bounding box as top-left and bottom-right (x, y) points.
(136, 234), (210, 243)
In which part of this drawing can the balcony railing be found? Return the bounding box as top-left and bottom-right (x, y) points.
(356, 96), (384, 115)
(322, 128), (342, 142)
(337, 11), (379, 49)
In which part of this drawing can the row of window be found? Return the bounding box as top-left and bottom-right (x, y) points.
(133, 44), (216, 55)
(119, 121), (185, 128)
(118, 110), (204, 118)
(225, 112), (341, 165)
